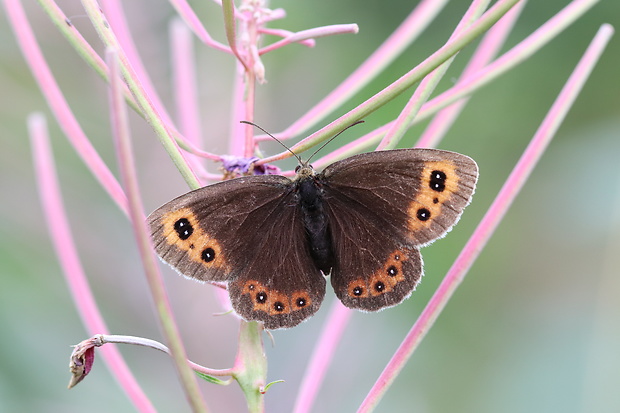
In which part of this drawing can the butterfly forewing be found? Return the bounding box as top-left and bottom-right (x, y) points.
(321, 149), (478, 311)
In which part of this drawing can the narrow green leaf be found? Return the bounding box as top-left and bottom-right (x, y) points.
(195, 371), (230, 386)
(262, 380), (285, 394)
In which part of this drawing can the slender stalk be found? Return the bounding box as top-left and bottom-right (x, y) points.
(171, 18), (203, 148)
(169, 0), (231, 52)
(293, 301), (352, 413)
(107, 49), (208, 413)
(74, 334), (235, 378)
(232, 322), (267, 413)
(100, 0), (176, 127)
(222, 0), (249, 72)
(258, 24), (358, 54)
(223, 3), (268, 411)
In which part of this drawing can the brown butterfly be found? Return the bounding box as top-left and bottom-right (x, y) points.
(147, 148), (478, 329)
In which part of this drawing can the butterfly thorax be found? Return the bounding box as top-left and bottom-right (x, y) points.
(296, 174), (334, 275)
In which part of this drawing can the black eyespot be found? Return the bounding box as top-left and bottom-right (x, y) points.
(256, 292), (267, 303)
(201, 247), (215, 262)
(374, 281), (385, 292)
(274, 301), (285, 312)
(353, 286), (363, 296)
(430, 170), (447, 192)
(174, 218), (193, 240)
(387, 265), (398, 277)
(248, 284), (255, 291)
(417, 208), (431, 221)
(296, 297), (307, 307)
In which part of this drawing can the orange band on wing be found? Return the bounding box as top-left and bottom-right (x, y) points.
(160, 207), (230, 272)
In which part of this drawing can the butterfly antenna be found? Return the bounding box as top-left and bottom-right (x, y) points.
(240, 120), (303, 164)
(241, 119), (365, 164)
(306, 120), (365, 163)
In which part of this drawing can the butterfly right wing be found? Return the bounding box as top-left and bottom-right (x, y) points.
(321, 149), (477, 312)
(147, 175), (326, 329)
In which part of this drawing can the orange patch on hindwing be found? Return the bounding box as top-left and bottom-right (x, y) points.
(347, 250), (408, 298)
(160, 207), (229, 271)
(242, 280), (312, 316)
(408, 161), (459, 231)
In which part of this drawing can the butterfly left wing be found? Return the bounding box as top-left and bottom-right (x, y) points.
(147, 175), (325, 329)
(320, 149), (478, 311)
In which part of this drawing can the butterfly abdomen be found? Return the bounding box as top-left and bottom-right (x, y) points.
(297, 177), (334, 274)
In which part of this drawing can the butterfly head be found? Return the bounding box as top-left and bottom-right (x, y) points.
(294, 161), (316, 180)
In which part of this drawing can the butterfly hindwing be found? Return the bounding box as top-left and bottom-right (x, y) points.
(227, 200), (326, 329)
(147, 175), (325, 329)
(321, 149), (478, 311)
(325, 194), (424, 310)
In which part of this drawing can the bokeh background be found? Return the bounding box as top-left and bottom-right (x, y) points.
(1, 1), (619, 412)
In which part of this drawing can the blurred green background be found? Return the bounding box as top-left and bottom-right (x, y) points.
(1, 1), (619, 412)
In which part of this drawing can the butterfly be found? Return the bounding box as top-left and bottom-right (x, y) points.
(147, 148), (478, 329)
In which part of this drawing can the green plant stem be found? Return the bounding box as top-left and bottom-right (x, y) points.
(233, 321), (267, 413)
(107, 48), (208, 412)
(81, 0), (201, 190)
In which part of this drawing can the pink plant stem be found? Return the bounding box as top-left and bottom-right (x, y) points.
(107, 49), (209, 412)
(258, 27), (315, 49)
(258, 24), (358, 55)
(171, 18), (203, 148)
(5, 0), (128, 214)
(28, 114), (155, 412)
(169, 0), (231, 52)
(358, 23), (614, 413)
(230, 66), (249, 156)
(82, 333), (235, 377)
(293, 301), (352, 413)
(100, 0), (175, 127)
(227, 1), (259, 158)
(243, 73), (257, 157)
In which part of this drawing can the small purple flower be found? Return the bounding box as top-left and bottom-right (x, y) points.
(221, 155), (281, 176)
